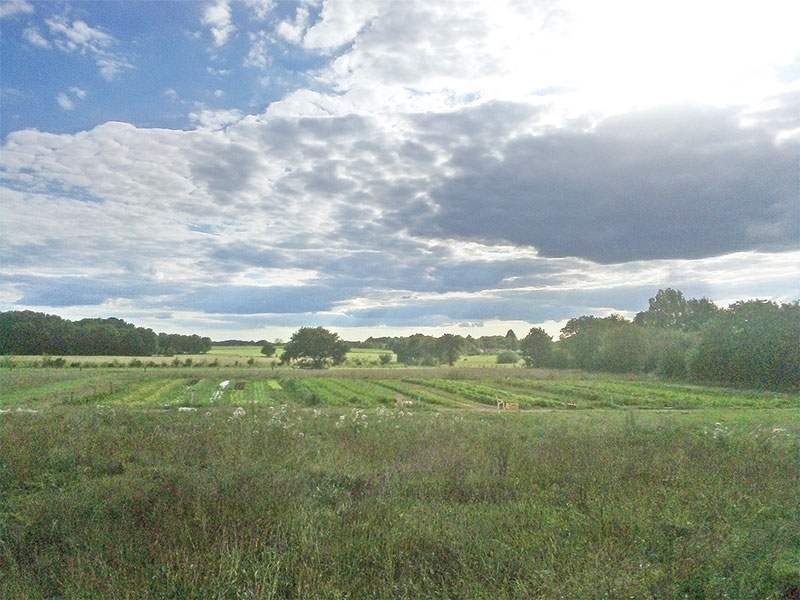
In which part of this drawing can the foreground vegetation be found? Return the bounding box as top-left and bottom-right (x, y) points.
(2, 395), (798, 599)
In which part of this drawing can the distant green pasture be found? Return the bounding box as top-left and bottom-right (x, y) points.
(207, 345), (266, 357)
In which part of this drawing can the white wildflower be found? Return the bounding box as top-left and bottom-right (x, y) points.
(232, 407), (246, 418)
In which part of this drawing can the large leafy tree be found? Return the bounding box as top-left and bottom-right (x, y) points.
(634, 288), (687, 328)
(634, 288), (720, 331)
(280, 327), (348, 369)
(519, 327), (553, 367)
(559, 315), (628, 369)
(436, 334), (464, 366)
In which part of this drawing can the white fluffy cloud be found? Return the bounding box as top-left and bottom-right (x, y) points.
(276, 6), (310, 43)
(202, 0), (236, 47)
(42, 15), (133, 80)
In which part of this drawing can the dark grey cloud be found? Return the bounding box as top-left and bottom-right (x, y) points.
(10, 274), (180, 307)
(411, 103), (799, 263)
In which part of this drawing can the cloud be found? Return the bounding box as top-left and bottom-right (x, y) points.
(244, 31), (271, 69)
(245, 0), (276, 21)
(188, 107), (244, 130)
(0, 0), (32, 18)
(276, 6), (310, 43)
(95, 55), (134, 81)
(23, 26), (50, 48)
(46, 16), (114, 52)
(44, 15), (133, 80)
(202, 0), (236, 47)
(2, 0), (798, 337)
(56, 93), (74, 111)
(408, 102), (799, 263)
(55, 87), (87, 111)
(303, 0), (383, 51)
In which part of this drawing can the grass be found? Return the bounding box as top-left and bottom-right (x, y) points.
(1, 405), (798, 599)
(1, 367), (799, 598)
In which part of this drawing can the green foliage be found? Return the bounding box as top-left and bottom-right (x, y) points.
(378, 353), (392, 365)
(559, 315), (629, 369)
(495, 350), (519, 364)
(280, 327), (348, 369)
(436, 334), (464, 366)
(519, 327), (553, 367)
(594, 322), (651, 373)
(688, 300), (800, 390)
(389, 334), (440, 366)
(634, 288), (721, 331)
(0, 310), (211, 356)
(260, 341), (276, 357)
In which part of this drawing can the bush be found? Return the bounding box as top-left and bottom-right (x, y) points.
(496, 351), (519, 364)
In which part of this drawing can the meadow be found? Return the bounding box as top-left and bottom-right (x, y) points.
(1, 362), (798, 599)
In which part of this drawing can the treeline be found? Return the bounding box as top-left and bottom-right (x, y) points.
(361, 330), (520, 365)
(0, 311), (212, 356)
(358, 289), (799, 391)
(215, 339), (271, 346)
(551, 290), (799, 391)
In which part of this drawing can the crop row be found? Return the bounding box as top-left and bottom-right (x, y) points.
(372, 379), (472, 408)
(402, 377), (560, 408)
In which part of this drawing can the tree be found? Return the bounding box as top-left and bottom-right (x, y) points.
(436, 334), (464, 366)
(559, 315), (628, 369)
(594, 322), (650, 373)
(519, 327), (553, 367)
(279, 327), (348, 369)
(505, 329), (519, 350)
(260, 341), (276, 357)
(688, 300), (800, 390)
(389, 334), (439, 365)
(683, 297), (721, 331)
(634, 288), (687, 329)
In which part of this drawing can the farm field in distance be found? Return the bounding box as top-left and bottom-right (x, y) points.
(1, 362), (798, 599)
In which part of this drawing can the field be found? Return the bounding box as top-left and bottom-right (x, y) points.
(1, 365), (798, 599)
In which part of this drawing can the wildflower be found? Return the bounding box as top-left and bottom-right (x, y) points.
(232, 407), (246, 418)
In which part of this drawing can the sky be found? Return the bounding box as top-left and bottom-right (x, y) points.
(1, 0), (798, 342)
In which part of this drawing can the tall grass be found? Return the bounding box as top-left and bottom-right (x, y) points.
(2, 406), (798, 599)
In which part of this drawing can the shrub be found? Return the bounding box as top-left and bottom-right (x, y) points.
(496, 351), (519, 364)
